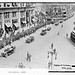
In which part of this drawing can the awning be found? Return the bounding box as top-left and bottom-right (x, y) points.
(13, 23), (19, 27)
(12, 19), (18, 23)
(21, 21), (25, 23)
(5, 23), (11, 27)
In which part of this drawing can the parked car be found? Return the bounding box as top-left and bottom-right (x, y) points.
(73, 22), (75, 24)
(63, 19), (66, 21)
(60, 20), (63, 23)
(46, 27), (51, 31)
(50, 21), (55, 24)
(1, 46), (16, 58)
(0, 43), (4, 49)
(55, 23), (59, 26)
(25, 36), (34, 44)
(40, 30), (47, 36)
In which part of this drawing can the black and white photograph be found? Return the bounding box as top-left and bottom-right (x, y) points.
(0, 1), (75, 74)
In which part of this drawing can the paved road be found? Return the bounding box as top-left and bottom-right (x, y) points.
(0, 13), (75, 70)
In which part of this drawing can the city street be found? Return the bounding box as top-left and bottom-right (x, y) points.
(0, 12), (75, 70)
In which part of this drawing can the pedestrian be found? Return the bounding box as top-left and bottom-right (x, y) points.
(53, 48), (56, 54)
(55, 53), (57, 60)
(57, 32), (59, 35)
(26, 52), (31, 62)
(48, 60), (52, 69)
(66, 33), (68, 37)
(47, 51), (50, 59)
(26, 52), (29, 61)
(18, 63), (21, 68)
(51, 43), (53, 49)
(61, 25), (63, 28)
(29, 54), (31, 62)
(20, 63), (23, 68)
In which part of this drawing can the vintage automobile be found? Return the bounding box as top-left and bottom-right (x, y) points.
(63, 19), (66, 21)
(55, 22), (59, 26)
(15, 32), (21, 41)
(19, 30), (25, 38)
(60, 20), (63, 23)
(46, 27), (51, 31)
(40, 30), (47, 36)
(0, 46), (16, 58)
(0, 43), (4, 49)
(25, 30), (30, 36)
(50, 20), (55, 24)
(25, 36), (34, 44)
(73, 22), (75, 24)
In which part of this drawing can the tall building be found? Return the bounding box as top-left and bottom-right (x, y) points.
(0, 2), (35, 39)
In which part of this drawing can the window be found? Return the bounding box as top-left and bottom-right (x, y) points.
(4, 3), (6, 7)
(21, 11), (25, 17)
(12, 12), (16, 17)
(0, 14), (2, 19)
(0, 5), (1, 7)
(31, 10), (33, 14)
(4, 12), (10, 19)
(20, 3), (24, 7)
(58, 7), (61, 13)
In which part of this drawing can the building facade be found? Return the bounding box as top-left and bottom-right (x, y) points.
(0, 2), (35, 39)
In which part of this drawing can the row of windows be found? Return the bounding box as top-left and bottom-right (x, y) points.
(4, 12), (10, 18)
(0, 11), (31, 19)
(3, 11), (25, 19)
(49, 7), (66, 13)
(0, 12), (17, 19)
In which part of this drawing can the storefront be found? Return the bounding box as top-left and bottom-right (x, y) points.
(12, 19), (19, 31)
(20, 17), (26, 28)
